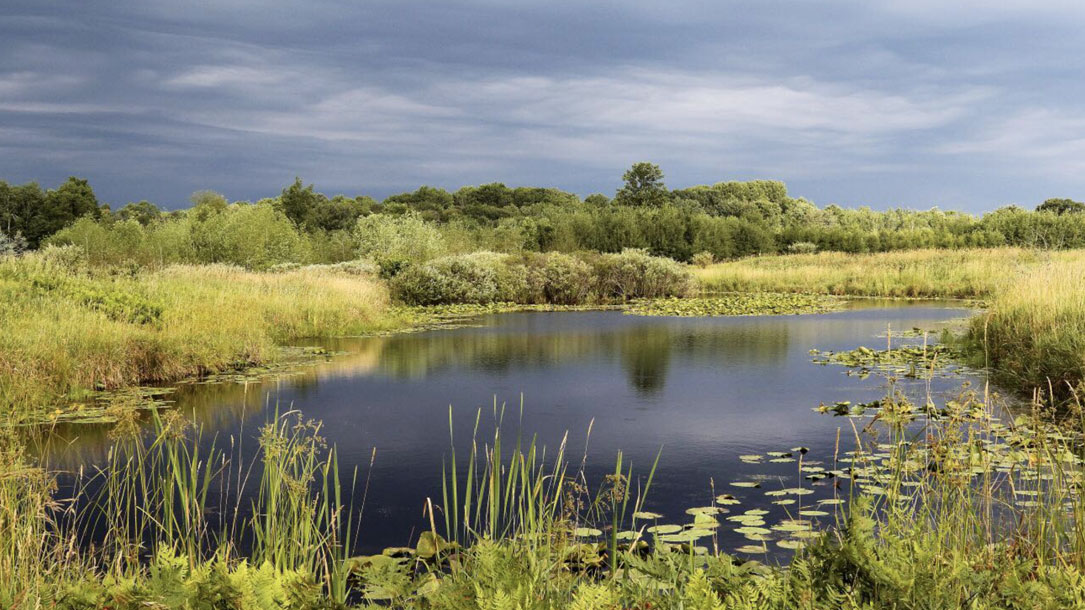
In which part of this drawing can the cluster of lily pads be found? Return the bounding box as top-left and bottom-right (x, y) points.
(625, 293), (841, 317)
(810, 343), (966, 380)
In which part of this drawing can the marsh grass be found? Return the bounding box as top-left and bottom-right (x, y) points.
(0, 406), (361, 607)
(693, 248), (1082, 299)
(0, 249), (404, 422)
(967, 258), (1085, 403)
(698, 247), (1085, 401)
(5, 381), (1085, 607)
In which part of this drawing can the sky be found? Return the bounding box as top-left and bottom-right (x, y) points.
(2, 1), (1084, 212)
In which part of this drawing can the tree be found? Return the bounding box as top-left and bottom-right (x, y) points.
(189, 190), (228, 221)
(1036, 198), (1085, 215)
(117, 200), (162, 226)
(279, 177), (322, 227)
(615, 162), (668, 207)
(49, 177), (99, 220)
(584, 193), (610, 207)
(4, 177), (102, 247)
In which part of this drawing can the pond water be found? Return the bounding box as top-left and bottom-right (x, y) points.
(49, 301), (986, 557)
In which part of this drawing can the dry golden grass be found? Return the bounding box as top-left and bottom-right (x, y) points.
(0, 255), (402, 420)
(969, 258), (1085, 397)
(693, 248), (1078, 299)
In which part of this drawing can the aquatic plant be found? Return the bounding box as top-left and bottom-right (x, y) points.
(625, 293), (839, 317)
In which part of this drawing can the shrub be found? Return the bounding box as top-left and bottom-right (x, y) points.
(594, 249), (693, 301)
(189, 202), (310, 270)
(787, 241), (819, 255)
(526, 252), (594, 305)
(355, 212), (446, 277)
(0, 231), (27, 257)
(390, 250), (691, 306)
(391, 252), (511, 305)
(691, 251), (714, 268)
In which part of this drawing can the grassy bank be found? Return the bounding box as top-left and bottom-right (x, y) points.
(694, 248), (1074, 299)
(967, 258), (1085, 401)
(697, 248), (1085, 398)
(6, 388), (1085, 608)
(0, 248), (406, 422)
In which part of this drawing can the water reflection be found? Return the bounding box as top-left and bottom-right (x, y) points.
(42, 304), (980, 554)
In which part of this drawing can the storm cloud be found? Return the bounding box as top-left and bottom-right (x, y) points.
(2, 0), (1083, 210)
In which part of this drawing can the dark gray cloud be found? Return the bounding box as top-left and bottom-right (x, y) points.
(1, 0), (1084, 210)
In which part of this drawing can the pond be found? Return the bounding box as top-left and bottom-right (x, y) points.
(48, 301), (985, 557)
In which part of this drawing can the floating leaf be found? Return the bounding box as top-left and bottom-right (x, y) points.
(735, 544), (769, 554)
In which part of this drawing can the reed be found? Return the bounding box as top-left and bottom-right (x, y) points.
(0, 250), (405, 422)
(693, 247), (1079, 299)
(967, 258), (1085, 402)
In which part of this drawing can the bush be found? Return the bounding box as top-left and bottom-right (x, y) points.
(0, 231), (27, 257)
(355, 212), (446, 277)
(526, 252), (594, 305)
(594, 249), (693, 301)
(391, 252), (511, 305)
(691, 251), (714, 268)
(390, 250), (691, 306)
(189, 202), (309, 270)
(787, 241), (818, 255)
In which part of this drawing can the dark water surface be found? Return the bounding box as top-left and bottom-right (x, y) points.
(50, 302), (984, 556)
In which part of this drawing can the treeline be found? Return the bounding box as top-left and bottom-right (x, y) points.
(3, 164), (1085, 269)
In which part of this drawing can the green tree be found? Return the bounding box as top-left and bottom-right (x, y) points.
(1036, 198), (1085, 215)
(116, 200), (162, 225)
(615, 162), (669, 207)
(4, 177), (102, 247)
(189, 190), (228, 221)
(279, 177), (321, 227)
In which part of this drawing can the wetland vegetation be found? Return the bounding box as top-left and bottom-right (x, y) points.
(3, 168), (1085, 608)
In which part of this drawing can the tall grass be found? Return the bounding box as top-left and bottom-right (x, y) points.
(1, 408), (356, 607)
(968, 258), (1085, 402)
(697, 247), (1085, 399)
(0, 248), (404, 422)
(5, 386), (1085, 607)
(694, 248), (1079, 298)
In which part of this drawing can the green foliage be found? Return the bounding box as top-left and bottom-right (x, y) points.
(691, 251), (714, 268)
(0, 230), (27, 257)
(115, 200), (162, 225)
(528, 251), (594, 305)
(1036, 197), (1085, 215)
(391, 252), (516, 306)
(593, 249), (693, 301)
(786, 241), (817, 254)
(355, 211), (446, 276)
(189, 201), (310, 269)
(390, 250), (692, 306)
(0, 177), (103, 248)
(627, 293), (837, 317)
(48, 200), (311, 270)
(615, 162), (668, 207)
(279, 177), (373, 232)
(11, 171), (1085, 270)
